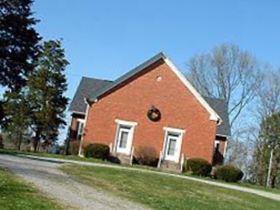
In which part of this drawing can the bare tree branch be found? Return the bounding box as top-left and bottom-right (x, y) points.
(186, 43), (262, 131)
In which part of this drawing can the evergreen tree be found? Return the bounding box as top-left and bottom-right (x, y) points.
(253, 112), (280, 187)
(0, 0), (41, 125)
(0, 100), (4, 124)
(0, 0), (41, 91)
(28, 40), (68, 151)
(2, 90), (31, 150)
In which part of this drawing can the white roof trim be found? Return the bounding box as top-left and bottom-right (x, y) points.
(164, 57), (222, 123)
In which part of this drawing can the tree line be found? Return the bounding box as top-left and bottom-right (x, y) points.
(0, 0), (68, 151)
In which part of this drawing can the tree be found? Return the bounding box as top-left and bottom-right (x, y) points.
(0, 100), (4, 124)
(2, 90), (31, 150)
(256, 69), (280, 119)
(0, 0), (41, 91)
(249, 70), (280, 186)
(186, 44), (263, 169)
(255, 113), (280, 188)
(187, 43), (262, 129)
(28, 40), (68, 151)
(0, 0), (41, 125)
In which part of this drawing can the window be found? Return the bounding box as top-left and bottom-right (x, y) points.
(114, 119), (137, 155)
(76, 120), (85, 140)
(118, 128), (129, 148)
(163, 127), (185, 163)
(167, 135), (179, 155)
(214, 140), (220, 151)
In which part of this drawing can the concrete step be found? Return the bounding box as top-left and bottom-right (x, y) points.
(160, 160), (181, 173)
(111, 153), (131, 165)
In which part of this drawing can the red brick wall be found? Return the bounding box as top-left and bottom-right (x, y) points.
(83, 59), (217, 163)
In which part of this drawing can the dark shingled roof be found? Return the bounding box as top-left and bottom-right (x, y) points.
(68, 77), (112, 113)
(204, 96), (231, 136)
(88, 52), (167, 102)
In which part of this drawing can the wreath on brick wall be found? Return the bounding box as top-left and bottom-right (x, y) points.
(147, 106), (161, 122)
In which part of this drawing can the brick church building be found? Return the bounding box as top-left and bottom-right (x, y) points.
(69, 52), (230, 170)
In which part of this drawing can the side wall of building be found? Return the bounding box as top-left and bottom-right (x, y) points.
(83, 60), (217, 163)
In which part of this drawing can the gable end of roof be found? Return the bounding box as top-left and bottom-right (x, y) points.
(88, 52), (167, 102)
(163, 56), (222, 123)
(86, 52), (222, 123)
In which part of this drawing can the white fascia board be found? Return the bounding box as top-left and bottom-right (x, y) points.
(164, 57), (222, 123)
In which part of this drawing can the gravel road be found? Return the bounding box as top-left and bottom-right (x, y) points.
(0, 154), (148, 210)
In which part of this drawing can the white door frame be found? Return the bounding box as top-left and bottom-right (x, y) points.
(114, 119), (137, 155)
(162, 127), (185, 163)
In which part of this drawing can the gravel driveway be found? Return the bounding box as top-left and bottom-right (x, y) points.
(0, 154), (148, 210)
(17, 154), (280, 202)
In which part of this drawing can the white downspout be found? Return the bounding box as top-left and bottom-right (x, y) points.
(223, 140), (228, 157)
(78, 98), (90, 157)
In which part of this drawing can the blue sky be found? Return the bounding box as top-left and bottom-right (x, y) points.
(32, 0), (280, 141)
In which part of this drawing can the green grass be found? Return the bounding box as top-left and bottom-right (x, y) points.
(0, 167), (63, 210)
(0, 148), (106, 164)
(1, 148), (279, 195)
(62, 165), (280, 210)
(183, 172), (280, 195)
(236, 182), (280, 194)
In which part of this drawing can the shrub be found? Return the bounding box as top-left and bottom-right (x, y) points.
(107, 155), (121, 164)
(184, 158), (212, 176)
(215, 165), (243, 182)
(84, 143), (110, 160)
(135, 146), (158, 167)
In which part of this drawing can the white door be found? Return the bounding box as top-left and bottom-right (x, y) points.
(116, 126), (133, 155)
(164, 133), (181, 162)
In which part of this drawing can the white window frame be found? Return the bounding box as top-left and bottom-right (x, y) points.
(114, 119), (137, 155)
(162, 127), (185, 163)
(214, 140), (220, 149)
(76, 119), (85, 140)
(215, 138), (228, 156)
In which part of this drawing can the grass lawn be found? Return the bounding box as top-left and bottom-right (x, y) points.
(183, 172), (280, 195)
(62, 165), (279, 210)
(0, 167), (63, 210)
(1, 148), (279, 195)
(235, 181), (280, 194)
(0, 148), (105, 164)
